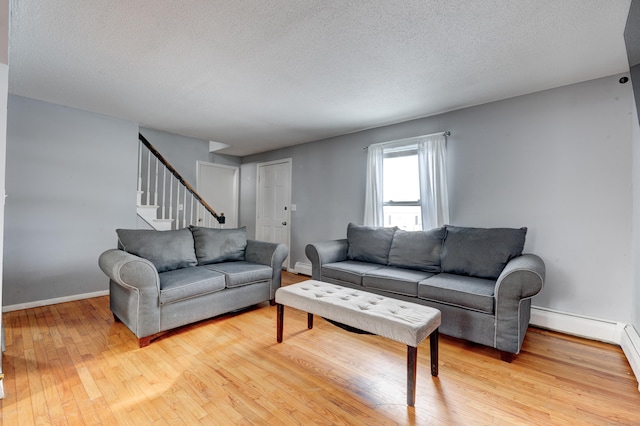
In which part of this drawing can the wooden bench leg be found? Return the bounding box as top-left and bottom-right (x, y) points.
(407, 328), (439, 407)
(430, 328), (439, 377)
(407, 345), (418, 407)
(277, 306), (313, 342)
(277, 304), (284, 343)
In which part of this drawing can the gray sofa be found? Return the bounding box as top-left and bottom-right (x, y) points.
(305, 223), (545, 361)
(98, 226), (288, 347)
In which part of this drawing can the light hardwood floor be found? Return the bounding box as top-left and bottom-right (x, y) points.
(0, 271), (638, 425)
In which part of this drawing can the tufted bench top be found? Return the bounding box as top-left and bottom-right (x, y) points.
(275, 280), (441, 347)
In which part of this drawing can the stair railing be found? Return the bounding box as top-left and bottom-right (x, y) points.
(137, 133), (225, 230)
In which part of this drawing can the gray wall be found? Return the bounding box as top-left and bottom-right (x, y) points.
(3, 75), (636, 327)
(139, 127), (241, 182)
(241, 132), (373, 258)
(2, 110), (230, 307)
(210, 152), (241, 168)
(241, 74), (635, 324)
(633, 87), (640, 333)
(138, 127), (240, 226)
(140, 127), (211, 186)
(626, 0), (640, 337)
(3, 95), (139, 306)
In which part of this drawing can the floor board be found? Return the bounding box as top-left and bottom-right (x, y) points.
(0, 271), (638, 425)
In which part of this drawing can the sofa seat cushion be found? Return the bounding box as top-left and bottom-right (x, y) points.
(159, 267), (226, 305)
(204, 261), (272, 288)
(322, 261), (383, 285)
(418, 273), (495, 314)
(363, 267), (434, 297)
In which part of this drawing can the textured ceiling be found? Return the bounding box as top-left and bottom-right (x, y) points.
(8, 0), (633, 156)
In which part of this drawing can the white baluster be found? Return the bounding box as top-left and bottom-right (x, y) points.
(190, 194), (194, 226)
(162, 167), (166, 219)
(182, 188), (187, 229)
(169, 175), (174, 223)
(137, 142), (142, 193)
(146, 149), (151, 205)
(154, 157), (159, 206)
(176, 183), (181, 229)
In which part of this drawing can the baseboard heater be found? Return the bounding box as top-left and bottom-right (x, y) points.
(292, 262), (312, 276)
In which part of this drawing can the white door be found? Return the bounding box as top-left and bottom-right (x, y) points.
(196, 162), (239, 228)
(256, 159), (292, 269)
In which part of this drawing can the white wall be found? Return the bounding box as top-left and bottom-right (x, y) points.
(4, 96), (138, 307)
(241, 74), (635, 324)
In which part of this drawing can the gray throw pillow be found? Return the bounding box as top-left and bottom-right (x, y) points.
(387, 226), (446, 273)
(116, 228), (197, 273)
(346, 223), (397, 265)
(190, 226), (247, 265)
(440, 225), (527, 280)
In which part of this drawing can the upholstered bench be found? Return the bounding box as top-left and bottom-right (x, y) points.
(275, 280), (441, 406)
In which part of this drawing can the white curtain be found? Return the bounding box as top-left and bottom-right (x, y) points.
(418, 134), (449, 229)
(363, 132), (449, 230)
(363, 143), (384, 226)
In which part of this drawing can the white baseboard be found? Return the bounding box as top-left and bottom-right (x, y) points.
(2, 290), (109, 313)
(620, 325), (640, 392)
(292, 262), (312, 276)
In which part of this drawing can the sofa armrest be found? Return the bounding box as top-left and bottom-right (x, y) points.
(245, 240), (289, 299)
(98, 249), (162, 339)
(98, 249), (160, 293)
(496, 254), (545, 299)
(494, 254), (546, 354)
(305, 239), (349, 280)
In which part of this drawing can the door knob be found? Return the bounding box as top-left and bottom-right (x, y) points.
(282, 221), (287, 225)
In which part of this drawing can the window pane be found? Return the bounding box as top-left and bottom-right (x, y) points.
(384, 205), (422, 231)
(383, 154), (419, 202)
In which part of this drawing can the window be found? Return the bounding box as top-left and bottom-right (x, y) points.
(382, 145), (422, 231)
(363, 132), (449, 231)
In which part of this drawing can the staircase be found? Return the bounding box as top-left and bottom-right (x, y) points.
(137, 133), (224, 230)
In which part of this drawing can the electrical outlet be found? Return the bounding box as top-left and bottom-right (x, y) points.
(178, 204), (184, 211)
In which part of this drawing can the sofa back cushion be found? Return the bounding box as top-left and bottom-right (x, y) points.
(346, 223), (396, 265)
(190, 226), (247, 265)
(116, 228), (197, 273)
(440, 226), (527, 280)
(387, 226), (446, 273)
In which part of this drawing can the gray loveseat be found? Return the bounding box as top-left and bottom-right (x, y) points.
(99, 226), (288, 347)
(305, 223), (545, 361)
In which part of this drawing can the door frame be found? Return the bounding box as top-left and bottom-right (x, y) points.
(196, 161), (239, 228)
(255, 158), (292, 270)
